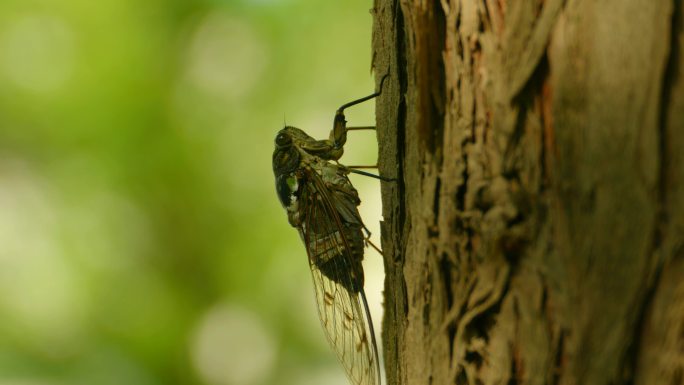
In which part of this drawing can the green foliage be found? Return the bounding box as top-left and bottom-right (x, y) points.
(0, 0), (378, 384)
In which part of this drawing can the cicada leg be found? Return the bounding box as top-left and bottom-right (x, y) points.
(346, 126), (375, 131)
(329, 75), (389, 154)
(361, 225), (383, 256)
(348, 168), (394, 182)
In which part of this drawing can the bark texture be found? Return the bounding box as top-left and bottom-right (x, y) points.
(371, 1), (684, 384)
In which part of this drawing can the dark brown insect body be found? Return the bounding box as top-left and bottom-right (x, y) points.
(274, 127), (366, 291)
(272, 83), (385, 385)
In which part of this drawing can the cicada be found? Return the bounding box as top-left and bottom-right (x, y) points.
(272, 80), (387, 385)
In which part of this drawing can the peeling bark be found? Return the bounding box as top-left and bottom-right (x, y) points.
(372, 0), (684, 384)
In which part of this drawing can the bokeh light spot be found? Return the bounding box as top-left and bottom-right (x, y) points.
(0, 14), (75, 94)
(0, 160), (85, 357)
(289, 367), (349, 385)
(191, 303), (276, 385)
(184, 12), (267, 99)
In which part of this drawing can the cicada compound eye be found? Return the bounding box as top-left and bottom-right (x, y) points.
(275, 131), (292, 148)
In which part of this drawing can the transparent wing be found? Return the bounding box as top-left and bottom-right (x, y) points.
(299, 167), (380, 385)
(309, 263), (379, 385)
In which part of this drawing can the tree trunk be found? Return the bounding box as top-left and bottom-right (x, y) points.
(371, 1), (684, 384)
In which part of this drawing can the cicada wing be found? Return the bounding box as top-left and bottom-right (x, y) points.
(299, 168), (380, 385)
(309, 264), (379, 385)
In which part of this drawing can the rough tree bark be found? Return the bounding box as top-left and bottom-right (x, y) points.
(371, 1), (684, 384)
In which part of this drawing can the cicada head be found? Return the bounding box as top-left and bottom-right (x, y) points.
(273, 128), (301, 175)
(273, 128), (304, 216)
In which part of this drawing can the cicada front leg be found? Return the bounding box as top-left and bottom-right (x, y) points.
(329, 75), (389, 156)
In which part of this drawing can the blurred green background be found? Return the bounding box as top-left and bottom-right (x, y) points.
(0, 0), (384, 384)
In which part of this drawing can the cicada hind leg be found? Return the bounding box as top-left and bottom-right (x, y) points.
(362, 226), (384, 256)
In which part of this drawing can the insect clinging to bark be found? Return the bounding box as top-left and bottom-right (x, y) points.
(272, 76), (388, 385)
